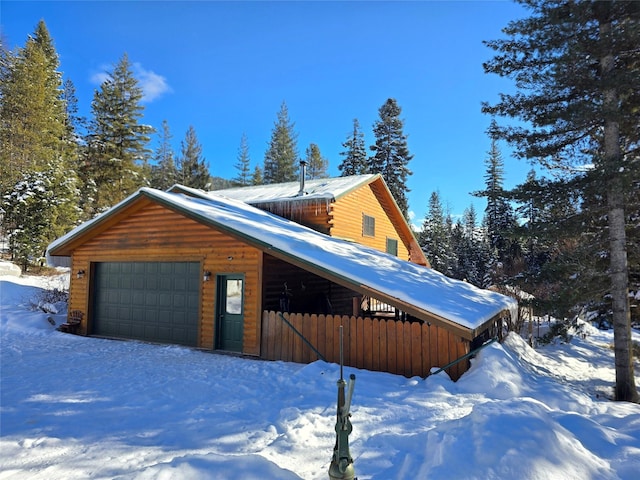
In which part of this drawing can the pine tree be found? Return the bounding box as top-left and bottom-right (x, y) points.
(233, 133), (252, 186)
(62, 79), (85, 145)
(369, 98), (413, 219)
(508, 171), (601, 319)
(2, 167), (79, 271)
(418, 191), (451, 274)
(82, 53), (153, 214)
(0, 20), (68, 195)
(177, 125), (210, 189)
(263, 101), (299, 184)
(483, 0), (640, 402)
(473, 121), (519, 280)
(508, 170), (565, 286)
(304, 143), (329, 179)
(150, 120), (178, 190)
(459, 205), (491, 288)
(338, 118), (367, 176)
(0, 20), (80, 265)
(251, 165), (264, 185)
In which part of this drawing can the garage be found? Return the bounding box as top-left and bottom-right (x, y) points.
(92, 262), (200, 346)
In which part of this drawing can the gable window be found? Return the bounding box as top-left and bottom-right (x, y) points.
(386, 238), (398, 256)
(362, 214), (375, 237)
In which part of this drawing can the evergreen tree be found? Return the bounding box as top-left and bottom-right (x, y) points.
(338, 118), (367, 176)
(2, 167), (79, 271)
(473, 121), (519, 281)
(444, 204), (490, 288)
(0, 20), (68, 195)
(233, 133), (252, 186)
(62, 78), (85, 145)
(304, 143), (329, 179)
(483, 0), (640, 401)
(177, 125), (210, 189)
(82, 53), (153, 213)
(448, 219), (465, 279)
(263, 101), (298, 184)
(251, 165), (264, 185)
(369, 98), (413, 219)
(418, 191), (451, 274)
(0, 20), (80, 265)
(150, 120), (178, 190)
(508, 172), (600, 319)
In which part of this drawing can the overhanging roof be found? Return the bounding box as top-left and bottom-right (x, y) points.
(170, 174), (429, 267)
(48, 188), (516, 340)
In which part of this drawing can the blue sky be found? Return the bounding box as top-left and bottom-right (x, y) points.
(2, 0), (529, 225)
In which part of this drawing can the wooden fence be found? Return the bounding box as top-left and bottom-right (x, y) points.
(260, 311), (471, 380)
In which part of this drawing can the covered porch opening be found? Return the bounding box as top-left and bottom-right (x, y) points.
(259, 254), (475, 380)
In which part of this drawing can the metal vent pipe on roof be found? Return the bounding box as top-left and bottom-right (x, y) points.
(298, 160), (307, 196)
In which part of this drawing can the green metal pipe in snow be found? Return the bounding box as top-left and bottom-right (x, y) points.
(428, 337), (498, 378)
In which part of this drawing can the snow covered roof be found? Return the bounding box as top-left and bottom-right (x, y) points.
(170, 174), (378, 205)
(48, 187), (516, 338)
(171, 175), (429, 268)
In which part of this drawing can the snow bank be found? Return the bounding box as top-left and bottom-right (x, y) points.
(1, 276), (639, 479)
(0, 260), (21, 277)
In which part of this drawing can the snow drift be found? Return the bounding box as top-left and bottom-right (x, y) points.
(1, 273), (639, 479)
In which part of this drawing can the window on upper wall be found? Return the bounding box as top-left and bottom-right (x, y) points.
(362, 214), (375, 237)
(386, 238), (398, 256)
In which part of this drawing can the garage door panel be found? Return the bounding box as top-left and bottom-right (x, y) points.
(132, 292), (145, 306)
(188, 293), (199, 309)
(118, 306), (130, 321)
(158, 327), (173, 342)
(173, 311), (187, 324)
(93, 262), (199, 346)
(120, 291), (131, 305)
(159, 277), (171, 290)
(145, 292), (158, 307)
(158, 310), (173, 324)
(172, 294), (185, 308)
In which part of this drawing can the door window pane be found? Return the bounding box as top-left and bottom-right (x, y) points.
(226, 279), (243, 314)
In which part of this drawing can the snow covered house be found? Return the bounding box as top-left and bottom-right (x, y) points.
(47, 176), (516, 380)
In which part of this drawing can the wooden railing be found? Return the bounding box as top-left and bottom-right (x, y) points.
(260, 311), (471, 380)
(360, 295), (396, 315)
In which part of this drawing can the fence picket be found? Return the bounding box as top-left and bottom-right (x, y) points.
(259, 311), (469, 380)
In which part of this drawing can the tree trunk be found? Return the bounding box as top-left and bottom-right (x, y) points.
(601, 16), (638, 402)
(607, 177), (638, 402)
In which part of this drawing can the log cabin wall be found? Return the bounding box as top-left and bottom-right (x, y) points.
(248, 183), (419, 265)
(68, 202), (263, 355)
(253, 200), (332, 234)
(329, 183), (411, 261)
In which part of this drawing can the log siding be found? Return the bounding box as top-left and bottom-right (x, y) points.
(330, 183), (411, 261)
(69, 203), (263, 355)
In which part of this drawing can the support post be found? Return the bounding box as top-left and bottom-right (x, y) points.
(329, 325), (356, 480)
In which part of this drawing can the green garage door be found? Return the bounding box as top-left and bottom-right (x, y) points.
(93, 262), (200, 346)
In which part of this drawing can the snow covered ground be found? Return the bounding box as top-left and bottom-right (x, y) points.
(1, 273), (640, 479)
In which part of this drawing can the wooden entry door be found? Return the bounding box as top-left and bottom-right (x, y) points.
(215, 274), (244, 352)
